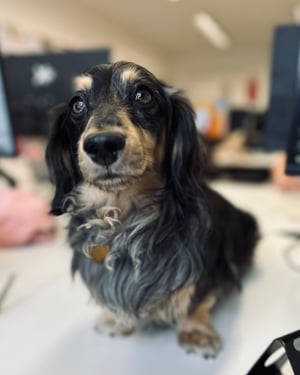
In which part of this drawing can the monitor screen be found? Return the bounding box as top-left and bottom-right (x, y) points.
(0, 58), (16, 157)
(264, 25), (300, 152)
(1, 49), (110, 136)
(285, 55), (300, 175)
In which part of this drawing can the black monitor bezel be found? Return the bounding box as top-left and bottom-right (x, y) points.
(0, 54), (17, 157)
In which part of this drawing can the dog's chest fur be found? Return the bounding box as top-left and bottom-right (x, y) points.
(68, 183), (202, 322)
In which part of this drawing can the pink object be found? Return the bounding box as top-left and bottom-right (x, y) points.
(0, 189), (56, 247)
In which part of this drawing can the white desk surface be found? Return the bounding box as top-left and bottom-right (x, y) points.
(0, 181), (300, 375)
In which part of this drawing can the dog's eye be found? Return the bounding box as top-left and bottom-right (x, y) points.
(72, 99), (86, 114)
(135, 88), (152, 105)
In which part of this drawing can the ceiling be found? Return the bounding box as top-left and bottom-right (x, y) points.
(84, 0), (300, 55)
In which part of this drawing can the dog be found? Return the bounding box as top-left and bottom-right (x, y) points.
(46, 61), (259, 357)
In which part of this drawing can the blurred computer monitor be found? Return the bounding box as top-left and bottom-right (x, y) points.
(264, 25), (300, 155)
(229, 109), (266, 150)
(285, 71), (300, 175)
(1, 48), (110, 136)
(263, 24), (300, 175)
(0, 57), (16, 157)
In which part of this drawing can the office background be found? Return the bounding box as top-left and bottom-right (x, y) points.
(0, 1), (300, 375)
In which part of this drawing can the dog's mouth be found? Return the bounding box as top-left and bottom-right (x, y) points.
(92, 171), (142, 191)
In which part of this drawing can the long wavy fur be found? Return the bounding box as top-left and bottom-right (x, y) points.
(46, 61), (258, 322)
(65, 90), (211, 317)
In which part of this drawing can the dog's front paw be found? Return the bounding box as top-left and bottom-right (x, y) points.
(94, 309), (135, 337)
(178, 328), (222, 358)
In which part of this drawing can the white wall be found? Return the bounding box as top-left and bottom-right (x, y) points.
(165, 48), (271, 110)
(0, 0), (271, 110)
(0, 0), (166, 77)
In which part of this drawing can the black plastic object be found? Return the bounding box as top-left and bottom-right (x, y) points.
(247, 330), (300, 374)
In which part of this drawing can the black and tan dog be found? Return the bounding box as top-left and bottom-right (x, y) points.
(46, 61), (259, 357)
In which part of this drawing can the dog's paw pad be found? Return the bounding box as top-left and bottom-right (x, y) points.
(179, 329), (222, 358)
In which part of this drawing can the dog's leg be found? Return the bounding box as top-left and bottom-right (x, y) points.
(177, 299), (222, 357)
(94, 308), (136, 337)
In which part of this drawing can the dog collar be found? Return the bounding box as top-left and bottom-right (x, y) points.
(89, 245), (109, 263)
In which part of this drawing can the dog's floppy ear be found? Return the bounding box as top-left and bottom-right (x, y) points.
(46, 105), (81, 215)
(163, 89), (205, 210)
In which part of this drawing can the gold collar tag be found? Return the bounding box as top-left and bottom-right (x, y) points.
(89, 245), (109, 263)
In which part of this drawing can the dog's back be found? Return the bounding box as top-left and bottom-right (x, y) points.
(192, 187), (259, 305)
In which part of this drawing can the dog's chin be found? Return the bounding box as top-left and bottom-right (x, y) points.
(90, 173), (142, 192)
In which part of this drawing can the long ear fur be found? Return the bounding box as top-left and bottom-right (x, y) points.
(45, 105), (82, 215)
(163, 90), (206, 217)
(121, 90), (210, 303)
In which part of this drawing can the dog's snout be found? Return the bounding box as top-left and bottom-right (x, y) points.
(84, 133), (126, 166)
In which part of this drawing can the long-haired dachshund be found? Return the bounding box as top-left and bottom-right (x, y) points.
(46, 61), (259, 357)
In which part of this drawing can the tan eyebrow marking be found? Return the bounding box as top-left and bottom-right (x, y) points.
(120, 67), (139, 84)
(73, 74), (93, 91)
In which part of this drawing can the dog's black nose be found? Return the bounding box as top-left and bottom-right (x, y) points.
(84, 133), (126, 166)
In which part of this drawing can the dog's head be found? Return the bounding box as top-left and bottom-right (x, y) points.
(46, 61), (205, 215)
